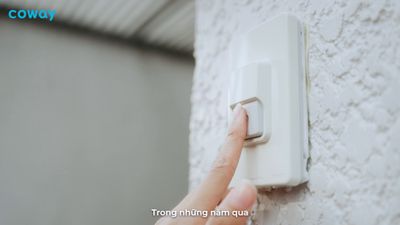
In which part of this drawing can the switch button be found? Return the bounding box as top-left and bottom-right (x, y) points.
(242, 101), (263, 139)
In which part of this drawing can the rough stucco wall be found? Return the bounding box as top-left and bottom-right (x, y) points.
(190, 0), (400, 224)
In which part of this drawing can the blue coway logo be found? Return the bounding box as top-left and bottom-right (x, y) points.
(8, 9), (56, 22)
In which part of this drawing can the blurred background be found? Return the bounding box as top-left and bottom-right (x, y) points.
(0, 0), (194, 224)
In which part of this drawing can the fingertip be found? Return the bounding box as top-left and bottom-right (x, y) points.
(228, 104), (248, 139)
(232, 103), (244, 117)
(225, 180), (257, 210)
(241, 180), (257, 207)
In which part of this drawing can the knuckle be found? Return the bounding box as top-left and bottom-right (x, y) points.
(227, 130), (244, 142)
(210, 156), (235, 180)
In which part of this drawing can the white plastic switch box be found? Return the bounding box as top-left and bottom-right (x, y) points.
(228, 14), (309, 188)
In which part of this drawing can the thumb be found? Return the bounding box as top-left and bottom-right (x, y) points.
(207, 181), (257, 225)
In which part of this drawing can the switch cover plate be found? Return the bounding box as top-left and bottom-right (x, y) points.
(228, 14), (309, 188)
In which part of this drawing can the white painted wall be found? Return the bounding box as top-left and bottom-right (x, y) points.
(0, 20), (192, 225)
(191, 0), (400, 224)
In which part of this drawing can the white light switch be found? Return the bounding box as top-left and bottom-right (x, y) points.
(228, 14), (309, 188)
(242, 101), (263, 139)
(229, 61), (272, 146)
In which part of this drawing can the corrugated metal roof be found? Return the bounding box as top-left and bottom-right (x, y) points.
(1, 0), (194, 55)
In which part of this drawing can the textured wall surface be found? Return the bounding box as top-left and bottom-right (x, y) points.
(190, 0), (400, 224)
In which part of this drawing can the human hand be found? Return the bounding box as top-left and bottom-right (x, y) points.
(156, 104), (257, 225)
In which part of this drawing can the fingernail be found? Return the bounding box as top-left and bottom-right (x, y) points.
(232, 103), (243, 119)
(225, 180), (257, 210)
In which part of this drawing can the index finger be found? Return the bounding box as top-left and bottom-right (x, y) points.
(177, 104), (248, 212)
